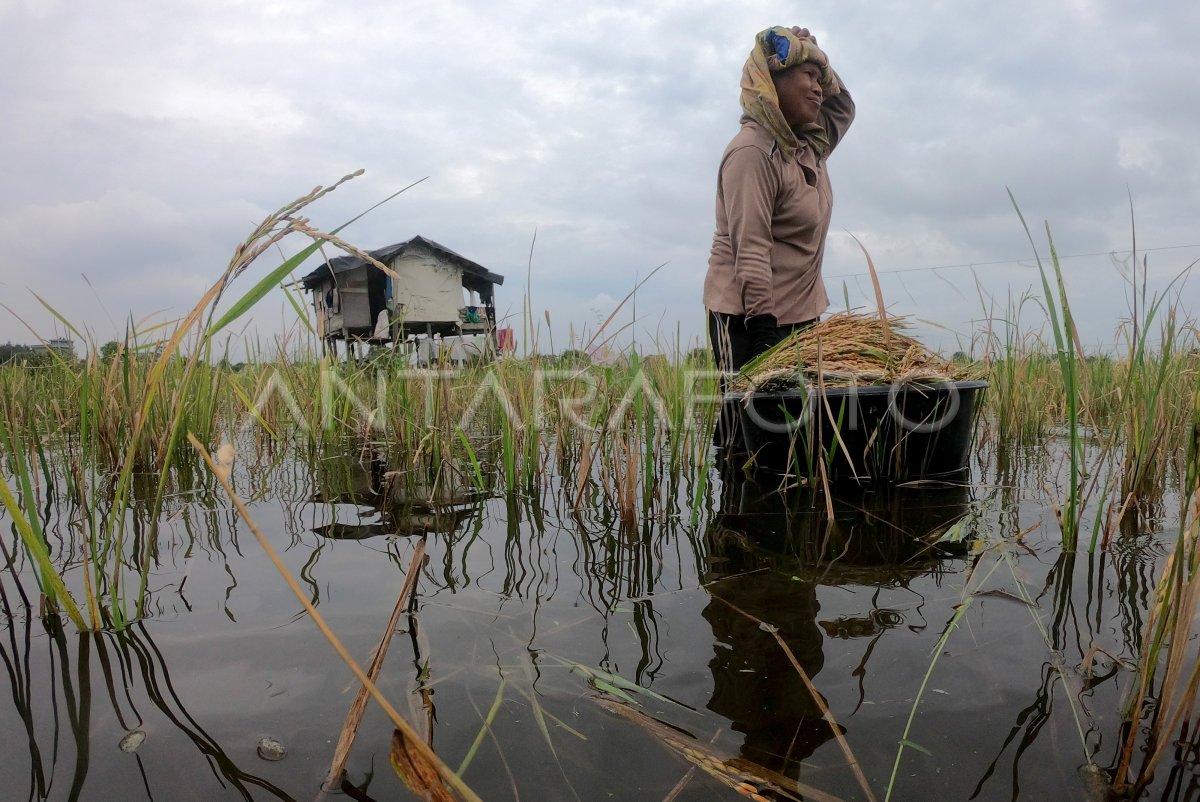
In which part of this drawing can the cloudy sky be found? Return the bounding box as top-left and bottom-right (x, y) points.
(2, 0), (1197, 357)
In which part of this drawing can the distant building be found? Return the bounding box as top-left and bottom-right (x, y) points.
(300, 236), (507, 360)
(48, 337), (75, 356)
(31, 337), (76, 360)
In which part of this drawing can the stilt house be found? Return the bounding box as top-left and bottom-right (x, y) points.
(300, 236), (504, 359)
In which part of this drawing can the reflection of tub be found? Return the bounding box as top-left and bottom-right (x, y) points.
(314, 507), (475, 540)
(706, 473), (973, 580)
(700, 474), (973, 775)
(312, 450), (484, 539)
(729, 379), (988, 480)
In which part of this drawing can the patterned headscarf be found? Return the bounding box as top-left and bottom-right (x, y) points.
(740, 27), (841, 161)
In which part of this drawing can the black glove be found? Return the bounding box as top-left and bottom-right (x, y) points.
(745, 313), (780, 358)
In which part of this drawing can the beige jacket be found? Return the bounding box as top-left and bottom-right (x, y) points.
(703, 87), (855, 324)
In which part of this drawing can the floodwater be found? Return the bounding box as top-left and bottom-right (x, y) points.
(0, 443), (1190, 801)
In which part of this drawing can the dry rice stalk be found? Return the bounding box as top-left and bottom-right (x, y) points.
(324, 537), (428, 790)
(594, 697), (847, 802)
(390, 728), (457, 802)
(188, 435), (481, 802)
(847, 232), (892, 350)
(732, 312), (975, 392)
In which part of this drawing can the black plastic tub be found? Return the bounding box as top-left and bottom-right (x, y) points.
(728, 379), (988, 481)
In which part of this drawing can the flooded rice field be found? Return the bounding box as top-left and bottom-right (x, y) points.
(2, 440), (1194, 802)
(2, 173), (1196, 801)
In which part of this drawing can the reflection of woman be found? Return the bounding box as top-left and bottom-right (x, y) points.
(703, 573), (832, 772)
(704, 26), (855, 444)
(701, 469), (834, 778)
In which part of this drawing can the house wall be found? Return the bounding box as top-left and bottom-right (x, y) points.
(338, 272), (374, 330)
(312, 267), (374, 335)
(312, 279), (340, 335)
(388, 247), (463, 324)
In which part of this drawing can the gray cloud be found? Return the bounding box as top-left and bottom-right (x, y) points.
(1, 0), (1196, 356)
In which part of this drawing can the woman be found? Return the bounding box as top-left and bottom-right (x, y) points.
(704, 26), (855, 446)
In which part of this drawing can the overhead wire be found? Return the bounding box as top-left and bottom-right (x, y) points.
(825, 243), (1200, 279)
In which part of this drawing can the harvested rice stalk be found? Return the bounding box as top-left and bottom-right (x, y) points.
(390, 728), (457, 802)
(732, 312), (976, 391)
(593, 697), (846, 802)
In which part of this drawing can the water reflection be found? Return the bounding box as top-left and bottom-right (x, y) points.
(0, 609), (294, 801)
(699, 469), (971, 787)
(311, 449), (482, 540)
(10, 431), (1179, 800)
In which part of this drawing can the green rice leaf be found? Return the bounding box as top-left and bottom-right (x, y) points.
(0, 473), (87, 630)
(456, 679), (506, 777)
(281, 279), (316, 335)
(589, 677), (640, 705)
(208, 176), (426, 339)
(208, 239), (326, 338)
(899, 738), (933, 757)
(931, 518), (971, 545)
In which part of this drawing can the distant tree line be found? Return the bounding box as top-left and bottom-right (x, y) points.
(0, 342), (53, 365)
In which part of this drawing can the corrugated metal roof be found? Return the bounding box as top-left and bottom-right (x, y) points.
(299, 236), (504, 289)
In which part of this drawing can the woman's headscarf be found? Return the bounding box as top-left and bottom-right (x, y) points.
(740, 26), (841, 161)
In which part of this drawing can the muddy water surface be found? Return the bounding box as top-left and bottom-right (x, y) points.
(0, 447), (1184, 800)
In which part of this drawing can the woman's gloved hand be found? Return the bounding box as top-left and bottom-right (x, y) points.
(745, 313), (780, 358)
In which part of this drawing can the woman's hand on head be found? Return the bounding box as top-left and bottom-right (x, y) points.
(789, 26), (816, 44)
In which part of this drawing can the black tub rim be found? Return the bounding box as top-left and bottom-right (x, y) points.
(723, 378), (990, 403)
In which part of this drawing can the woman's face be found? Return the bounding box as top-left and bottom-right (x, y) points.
(773, 63), (824, 127)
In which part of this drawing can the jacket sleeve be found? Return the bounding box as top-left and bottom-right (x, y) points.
(719, 144), (779, 319)
(819, 71), (855, 155)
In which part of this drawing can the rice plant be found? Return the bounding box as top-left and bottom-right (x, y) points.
(1112, 456), (1200, 798)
